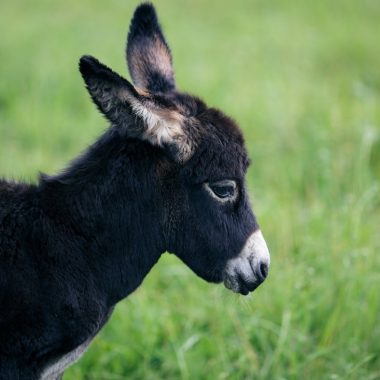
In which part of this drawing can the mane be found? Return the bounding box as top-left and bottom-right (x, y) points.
(39, 127), (125, 189)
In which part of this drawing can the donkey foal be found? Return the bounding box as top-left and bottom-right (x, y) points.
(0, 3), (270, 379)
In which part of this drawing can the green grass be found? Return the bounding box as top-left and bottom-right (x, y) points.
(1, 0), (380, 379)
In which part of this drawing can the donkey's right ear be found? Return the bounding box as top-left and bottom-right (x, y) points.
(79, 55), (193, 163)
(126, 3), (175, 93)
(79, 55), (140, 125)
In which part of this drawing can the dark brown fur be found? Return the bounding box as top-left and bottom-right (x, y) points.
(0, 3), (268, 379)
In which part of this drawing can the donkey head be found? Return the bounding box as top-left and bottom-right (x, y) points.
(79, 3), (270, 295)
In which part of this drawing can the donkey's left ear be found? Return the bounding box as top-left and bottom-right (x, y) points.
(80, 55), (192, 163)
(126, 3), (175, 93)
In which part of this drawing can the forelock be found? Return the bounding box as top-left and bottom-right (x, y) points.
(178, 107), (249, 182)
(148, 91), (249, 175)
(198, 108), (246, 146)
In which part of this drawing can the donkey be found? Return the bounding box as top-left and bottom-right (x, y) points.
(0, 3), (270, 379)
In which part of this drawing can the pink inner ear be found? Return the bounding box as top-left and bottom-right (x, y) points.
(126, 3), (176, 93)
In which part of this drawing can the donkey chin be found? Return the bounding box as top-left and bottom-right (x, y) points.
(223, 230), (270, 296)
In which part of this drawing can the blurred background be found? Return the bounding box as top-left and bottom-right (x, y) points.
(1, 0), (379, 379)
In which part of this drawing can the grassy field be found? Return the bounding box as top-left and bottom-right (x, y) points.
(1, 0), (380, 379)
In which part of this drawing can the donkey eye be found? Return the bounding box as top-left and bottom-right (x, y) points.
(205, 180), (237, 200)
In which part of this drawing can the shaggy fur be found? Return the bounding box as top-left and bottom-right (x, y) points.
(0, 3), (269, 379)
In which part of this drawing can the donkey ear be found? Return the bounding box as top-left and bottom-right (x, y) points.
(126, 3), (175, 93)
(79, 55), (192, 163)
(79, 55), (139, 125)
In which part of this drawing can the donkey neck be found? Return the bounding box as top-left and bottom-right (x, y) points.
(39, 127), (166, 304)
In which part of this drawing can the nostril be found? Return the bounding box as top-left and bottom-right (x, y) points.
(259, 262), (269, 279)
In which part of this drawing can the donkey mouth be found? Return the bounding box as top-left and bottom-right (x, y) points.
(223, 268), (267, 295)
(223, 230), (270, 296)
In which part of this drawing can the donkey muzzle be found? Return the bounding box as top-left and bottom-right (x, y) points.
(223, 230), (270, 295)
